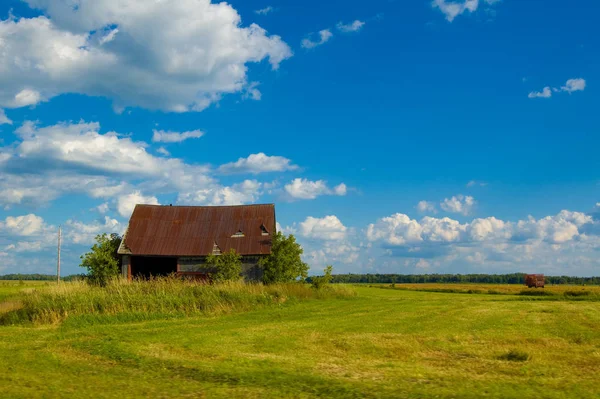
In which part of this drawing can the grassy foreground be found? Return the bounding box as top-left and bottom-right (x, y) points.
(1, 282), (599, 398)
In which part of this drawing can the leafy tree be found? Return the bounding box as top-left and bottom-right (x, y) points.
(206, 249), (242, 283)
(311, 265), (333, 290)
(259, 232), (309, 284)
(80, 233), (122, 285)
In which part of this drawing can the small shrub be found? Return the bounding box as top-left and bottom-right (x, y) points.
(311, 266), (333, 290)
(498, 350), (530, 362)
(206, 249), (242, 283)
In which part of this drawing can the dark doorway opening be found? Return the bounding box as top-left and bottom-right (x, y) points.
(131, 256), (177, 279)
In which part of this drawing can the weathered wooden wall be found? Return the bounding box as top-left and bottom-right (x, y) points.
(178, 256), (264, 281)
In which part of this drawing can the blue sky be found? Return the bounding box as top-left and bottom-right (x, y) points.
(0, 0), (598, 276)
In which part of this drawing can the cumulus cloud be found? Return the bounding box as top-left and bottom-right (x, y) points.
(218, 153), (298, 175)
(65, 216), (122, 244)
(117, 191), (159, 217)
(367, 210), (593, 250)
(0, 109), (12, 125)
(333, 183), (347, 196)
(177, 180), (262, 206)
(301, 29), (333, 49)
(432, 0), (500, 22)
(300, 215), (348, 240)
(432, 0), (478, 22)
(0, 0), (292, 112)
(0, 213), (57, 253)
(0, 214), (47, 236)
(336, 20), (365, 33)
(417, 200), (437, 214)
(284, 178), (347, 200)
(529, 78), (586, 99)
(440, 195), (475, 215)
(561, 78), (586, 93)
(528, 87), (552, 99)
(0, 120), (284, 213)
(152, 129), (204, 143)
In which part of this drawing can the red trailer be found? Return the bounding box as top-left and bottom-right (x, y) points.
(525, 274), (545, 288)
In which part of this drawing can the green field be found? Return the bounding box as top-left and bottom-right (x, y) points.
(1, 281), (599, 398)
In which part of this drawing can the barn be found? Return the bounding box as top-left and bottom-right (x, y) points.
(117, 204), (275, 281)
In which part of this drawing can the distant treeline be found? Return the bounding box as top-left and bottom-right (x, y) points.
(0, 274), (84, 281)
(328, 273), (600, 285)
(3, 273), (600, 285)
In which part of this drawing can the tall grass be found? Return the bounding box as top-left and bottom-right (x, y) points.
(0, 277), (355, 325)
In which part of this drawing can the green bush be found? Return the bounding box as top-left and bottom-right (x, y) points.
(259, 232), (309, 284)
(80, 233), (122, 286)
(206, 249), (242, 283)
(311, 266), (333, 290)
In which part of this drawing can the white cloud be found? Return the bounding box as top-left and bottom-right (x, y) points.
(432, 0), (500, 22)
(218, 153), (298, 175)
(417, 200), (437, 214)
(65, 216), (122, 244)
(367, 214), (466, 246)
(529, 78), (586, 99)
(152, 129), (204, 143)
(440, 195), (475, 215)
(0, 213), (56, 253)
(0, 1), (292, 112)
(255, 6), (274, 15)
(9, 121), (211, 184)
(0, 214), (47, 236)
(156, 147), (170, 156)
(0, 109), (12, 125)
(284, 178), (347, 200)
(300, 216), (348, 240)
(336, 20), (365, 33)
(0, 120), (282, 214)
(117, 191), (159, 218)
(367, 210), (593, 251)
(528, 87), (552, 99)
(333, 183), (347, 196)
(0, 173), (114, 208)
(467, 180), (488, 187)
(305, 240), (360, 267)
(432, 0), (479, 22)
(243, 82), (262, 101)
(97, 203), (110, 214)
(301, 29), (333, 49)
(177, 180), (262, 206)
(561, 78), (586, 93)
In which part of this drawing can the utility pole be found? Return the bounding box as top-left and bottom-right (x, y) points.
(57, 225), (61, 283)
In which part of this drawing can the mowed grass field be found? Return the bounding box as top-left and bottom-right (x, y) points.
(1, 281), (599, 398)
(375, 282), (600, 296)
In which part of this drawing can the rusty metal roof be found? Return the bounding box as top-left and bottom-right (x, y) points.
(120, 204), (275, 256)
